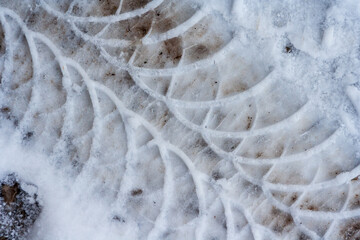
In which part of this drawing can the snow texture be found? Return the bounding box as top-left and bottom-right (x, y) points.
(0, 0), (360, 239)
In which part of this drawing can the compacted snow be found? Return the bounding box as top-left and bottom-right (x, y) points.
(0, 0), (360, 239)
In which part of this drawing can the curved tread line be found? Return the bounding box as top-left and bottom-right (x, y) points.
(90, 80), (209, 224)
(71, 22), (132, 48)
(201, 127), (340, 165)
(100, 36), (238, 76)
(0, 13), (14, 92)
(40, 0), (165, 23)
(128, 69), (275, 108)
(264, 163), (360, 192)
(142, 5), (207, 45)
(70, 3), (206, 47)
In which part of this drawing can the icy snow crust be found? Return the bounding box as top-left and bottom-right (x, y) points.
(0, 0), (360, 239)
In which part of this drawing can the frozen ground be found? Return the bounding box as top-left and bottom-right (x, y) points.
(0, 0), (360, 239)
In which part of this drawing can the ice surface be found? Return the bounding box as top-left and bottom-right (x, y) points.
(0, 0), (360, 239)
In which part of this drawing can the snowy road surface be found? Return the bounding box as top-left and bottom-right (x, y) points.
(1, 0), (360, 239)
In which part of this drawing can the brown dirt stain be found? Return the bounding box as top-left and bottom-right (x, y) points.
(163, 37), (183, 64)
(121, 0), (150, 13)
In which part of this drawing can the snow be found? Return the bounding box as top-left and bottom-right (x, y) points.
(0, 0), (360, 239)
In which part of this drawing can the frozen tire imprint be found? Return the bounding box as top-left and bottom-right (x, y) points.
(1, 0), (360, 239)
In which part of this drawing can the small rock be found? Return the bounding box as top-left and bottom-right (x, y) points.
(0, 173), (41, 240)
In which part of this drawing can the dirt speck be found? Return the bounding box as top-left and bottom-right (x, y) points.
(0, 107), (10, 113)
(112, 215), (126, 223)
(285, 46), (292, 53)
(211, 171), (222, 180)
(23, 131), (34, 141)
(307, 205), (318, 211)
(290, 193), (298, 204)
(246, 116), (253, 130)
(283, 42), (298, 55)
(131, 188), (143, 196)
